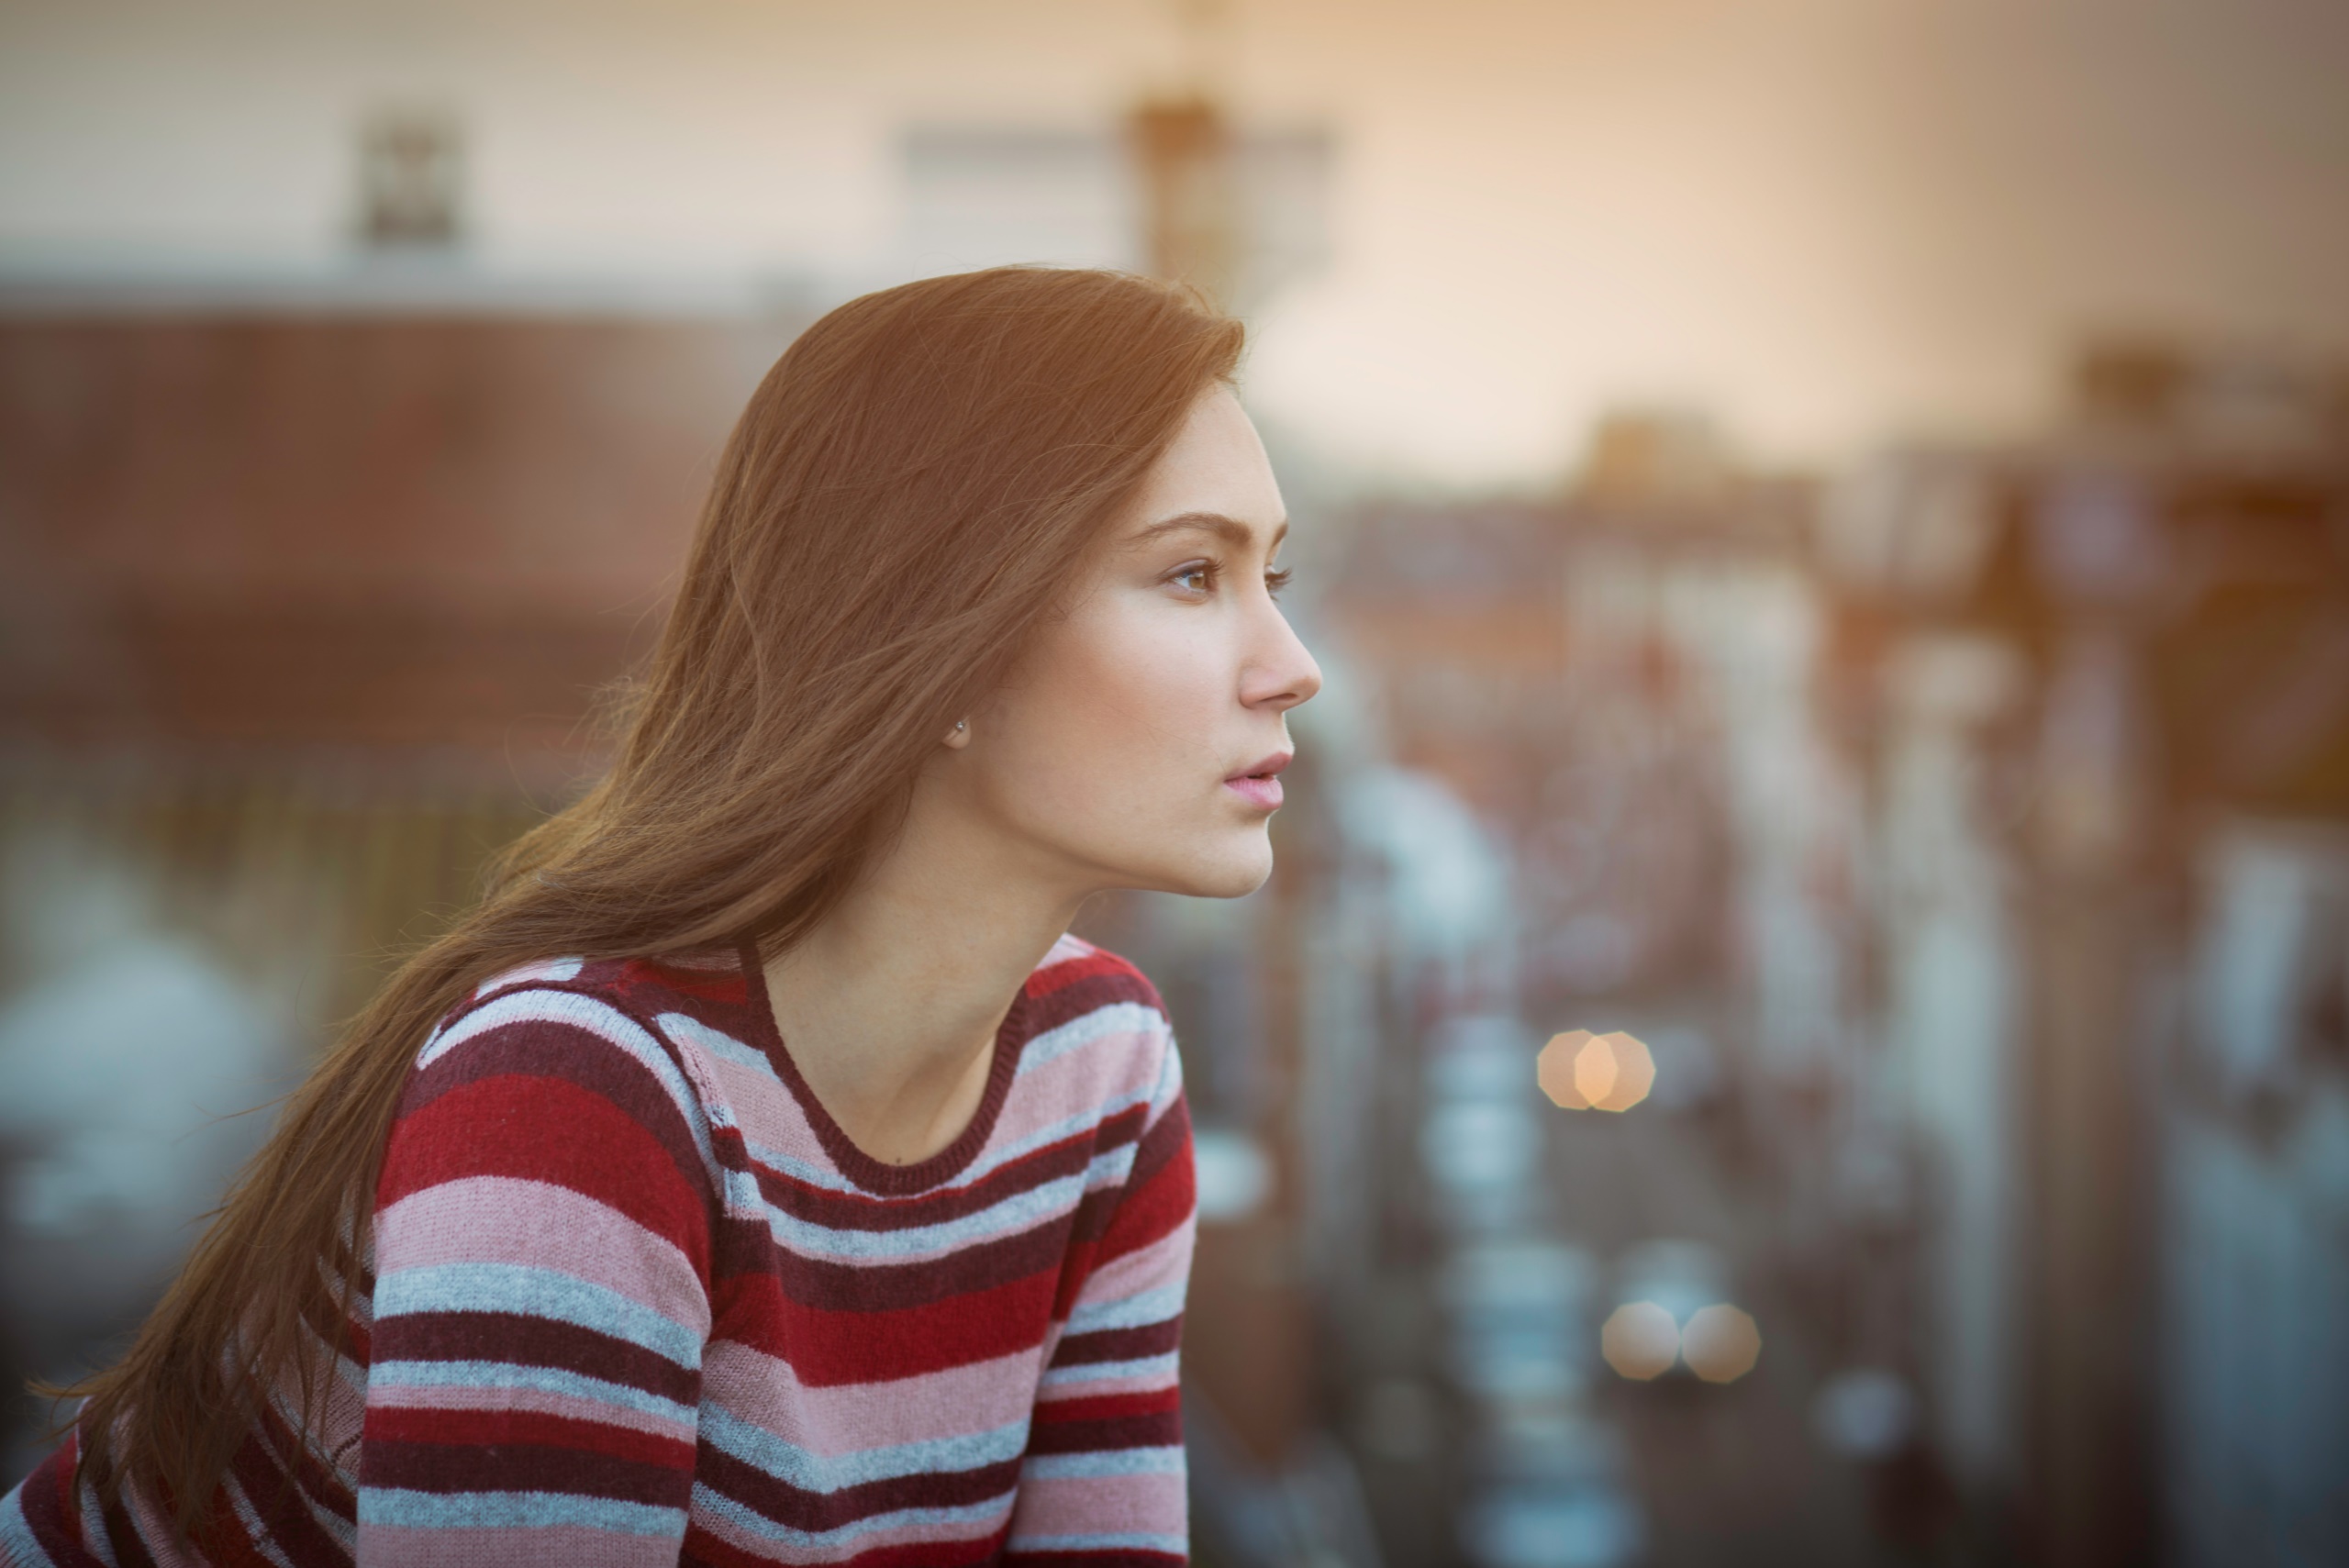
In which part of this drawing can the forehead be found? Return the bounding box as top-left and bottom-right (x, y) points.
(1119, 386), (1286, 535)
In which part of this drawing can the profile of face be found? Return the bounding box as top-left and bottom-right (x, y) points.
(939, 385), (1322, 901)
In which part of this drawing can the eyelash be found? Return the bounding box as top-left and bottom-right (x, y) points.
(1168, 561), (1294, 598)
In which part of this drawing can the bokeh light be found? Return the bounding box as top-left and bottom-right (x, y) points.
(1537, 1029), (1655, 1113)
(1680, 1304), (1763, 1384)
(1599, 1301), (1680, 1381)
(1537, 1029), (1594, 1108)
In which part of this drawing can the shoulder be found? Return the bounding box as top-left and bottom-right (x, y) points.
(411, 960), (704, 1107)
(384, 957), (726, 1208)
(1024, 933), (1170, 1021)
(1019, 935), (1183, 1123)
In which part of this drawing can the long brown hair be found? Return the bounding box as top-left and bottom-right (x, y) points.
(58, 266), (1243, 1542)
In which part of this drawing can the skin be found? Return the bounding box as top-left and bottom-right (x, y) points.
(763, 384), (1321, 1165)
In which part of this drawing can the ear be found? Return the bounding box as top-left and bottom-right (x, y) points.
(942, 717), (972, 750)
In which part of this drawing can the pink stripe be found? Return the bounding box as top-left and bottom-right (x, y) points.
(364, 1382), (697, 1443)
(374, 1176), (710, 1335)
(358, 1522), (680, 1567)
(1070, 1224), (1191, 1307)
(699, 1340), (1044, 1457)
(988, 1028), (1163, 1150)
(696, 1051), (829, 1160)
(1013, 1474), (1187, 1535)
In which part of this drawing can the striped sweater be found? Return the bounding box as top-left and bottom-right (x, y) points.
(3, 934), (1197, 1567)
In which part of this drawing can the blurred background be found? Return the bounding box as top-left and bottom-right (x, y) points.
(4, 2), (2347, 1564)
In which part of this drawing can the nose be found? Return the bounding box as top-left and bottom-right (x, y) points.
(1242, 602), (1322, 714)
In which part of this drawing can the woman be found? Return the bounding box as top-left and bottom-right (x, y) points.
(1, 266), (1319, 1567)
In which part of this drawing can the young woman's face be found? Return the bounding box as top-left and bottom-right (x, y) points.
(953, 384), (1321, 900)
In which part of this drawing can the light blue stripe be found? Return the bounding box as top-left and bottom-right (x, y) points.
(654, 1010), (776, 1076)
(368, 1360), (697, 1428)
(957, 1092), (1152, 1187)
(1021, 1446), (1186, 1481)
(760, 1173), (1087, 1262)
(1149, 1033), (1186, 1114)
(688, 1480), (1013, 1550)
(698, 1406), (1029, 1494)
(718, 1165), (783, 1219)
(1007, 1529), (1189, 1555)
(1039, 1351), (1180, 1388)
(738, 1138), (866, 1196)
(377, 1263), (703, 1368)
(359, 1486), (685, 1537)
(474, 957), (584, 995)
(1016, 1003), (1164, 1076)
(1065, 1282), (1187, 1336)
(417, 990), (718, 1179)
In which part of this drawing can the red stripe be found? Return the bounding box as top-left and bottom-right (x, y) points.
(718, 1267), (1063, 1385)
(1023, 949), (1143, 998)
(1092, 1129), (1193, 1270)
(376, 1072), (708, 1266)
(362, 1405), (695, 1471)
(1032, 1387), (1182, 1423)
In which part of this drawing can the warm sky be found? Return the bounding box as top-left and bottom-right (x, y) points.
(5, 0), (2346, 486)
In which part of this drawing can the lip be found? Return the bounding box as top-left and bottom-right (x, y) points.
(1224, 751), (1292, 812)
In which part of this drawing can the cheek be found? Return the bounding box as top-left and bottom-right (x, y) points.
(1000, 602), (1227, 807)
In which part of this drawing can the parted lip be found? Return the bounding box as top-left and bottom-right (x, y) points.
(1227, 751), (1293, 782)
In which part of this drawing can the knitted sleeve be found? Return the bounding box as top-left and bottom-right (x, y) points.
(355, 983), (718, 1565)
(1004, 1028), (1197, 1567)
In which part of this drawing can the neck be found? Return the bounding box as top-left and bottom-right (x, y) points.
(761, 799), (1089, 1167)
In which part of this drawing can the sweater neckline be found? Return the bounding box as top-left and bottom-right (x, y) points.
(733, 940), (1031, 1195)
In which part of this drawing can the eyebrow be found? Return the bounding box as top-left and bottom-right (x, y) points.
(1131, 510), (1290, 552)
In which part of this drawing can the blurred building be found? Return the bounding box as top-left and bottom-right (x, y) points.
(1195, 344), (2349, 1568)
(0, 277), (807, 1466)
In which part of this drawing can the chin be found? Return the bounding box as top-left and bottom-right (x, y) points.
(1124, 829), (1275, 900)
(1180, 834), (1277, 899)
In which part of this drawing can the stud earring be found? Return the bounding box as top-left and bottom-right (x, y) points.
(954, 719), (967, 732)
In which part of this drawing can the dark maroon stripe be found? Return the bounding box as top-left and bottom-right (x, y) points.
(96, 1490), (161, 1568)
(362, 1439), (688, 1508)
(1023, 1412), (1184, 1456)
(251, 1392), (357, 1526)
(732, 1125), (1107, 1233)
(729, 1105), (1148, 1244)
(713, 1214), (1071, 1313)
(373, 1311), (699, 1407)
(226, 1426), (352, 1568)
(401, 1005), (709, 1193)
(1062, 1184), (1128, 1251)
(682, 1518), (1014, 1568)
(694, 1442), (1020, 1534)
(12, 1447), (112, 1568)
(1002, 1551), (1184, 1567)
(1019, 973), (1164, 1040)
(1127, 1096), (1189, 1194)
(292, 1287), (366, 1381)
(1050, 1319), (1183, 1368)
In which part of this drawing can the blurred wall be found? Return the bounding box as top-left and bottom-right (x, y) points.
(4, 0), (2347, 484)
(0, 316), (791, 751)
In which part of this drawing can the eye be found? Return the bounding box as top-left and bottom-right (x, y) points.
(1166, 559), (1219, 596)
(1265, 566), (1293, 598)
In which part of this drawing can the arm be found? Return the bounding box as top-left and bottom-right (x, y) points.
(356, 985), (718, 1567)
(1007, 1040), (1197, 1568)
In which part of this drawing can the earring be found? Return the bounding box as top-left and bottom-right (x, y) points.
(954, 719), (967, 732)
